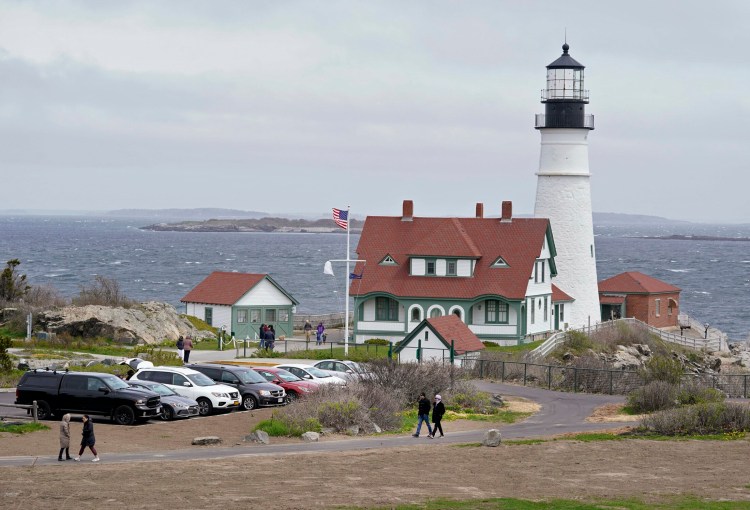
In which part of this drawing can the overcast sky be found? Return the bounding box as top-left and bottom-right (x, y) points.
(0, 1), (748, 223)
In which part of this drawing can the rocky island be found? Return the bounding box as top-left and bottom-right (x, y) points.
(140, 217), (364, 233)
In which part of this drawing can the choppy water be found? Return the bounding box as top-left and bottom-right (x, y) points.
(1, 216), (748, 341)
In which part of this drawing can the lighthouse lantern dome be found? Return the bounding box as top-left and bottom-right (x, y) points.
(543, 43), (588, 102)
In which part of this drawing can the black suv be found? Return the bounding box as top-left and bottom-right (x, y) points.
(15, 369), (162, 425)
(190, 364), (286, 410)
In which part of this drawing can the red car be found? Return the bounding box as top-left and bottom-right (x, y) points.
(252, 367), (319, 402)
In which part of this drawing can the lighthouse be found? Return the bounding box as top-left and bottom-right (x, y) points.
(533, 43), (600, 329)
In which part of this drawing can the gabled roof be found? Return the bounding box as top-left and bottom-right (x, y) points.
(598, 272), (681, 295)
(181, 271), (298, 306)
(351, 215), (555, 301)
(551, 284), (574, 303)
(396, 315), (485, 355)
(600, 295), (626, 305)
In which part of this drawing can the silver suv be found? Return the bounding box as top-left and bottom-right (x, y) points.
(131, 366), (240, 415)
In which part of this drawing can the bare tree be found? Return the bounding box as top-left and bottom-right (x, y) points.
(73, 275), (133, 307)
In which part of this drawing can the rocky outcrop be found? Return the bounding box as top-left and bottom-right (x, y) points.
(37, 301), (214, 345)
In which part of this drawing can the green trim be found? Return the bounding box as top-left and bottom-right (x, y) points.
(545, 223), (558, 277)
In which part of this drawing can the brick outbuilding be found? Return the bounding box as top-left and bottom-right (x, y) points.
(598, 272), (681, 328)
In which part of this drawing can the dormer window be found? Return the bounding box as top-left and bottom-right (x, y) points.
(491, 256), (509, 268)
(426, 259), (436, 275)
(446, 259), (457, 276)
(380, 255), (397, 266)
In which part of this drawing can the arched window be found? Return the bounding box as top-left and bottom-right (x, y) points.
(452, 308), (462, 319)
(410, 307), (422, 322)
(430, 308), (442, 318)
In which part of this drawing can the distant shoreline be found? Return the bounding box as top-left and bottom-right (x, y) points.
(139, 217), (364, 233)
(630, 235), (750, 242)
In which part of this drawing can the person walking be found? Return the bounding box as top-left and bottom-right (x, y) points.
(264, 326), (275, 352)
(432, 394), (446, 438)
(176, 336), (185, 362)
(74, 415), (99, 462)
(316, 322), (325, 346)
(183, 335), (193, 363)
(58, 413), (72, 461)
(259, 324), (267, 349)
(303, 320), (313, 345)
(412, 392), (433, 438)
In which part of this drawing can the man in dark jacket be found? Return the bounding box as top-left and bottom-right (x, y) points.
(412, 393), (433, 438)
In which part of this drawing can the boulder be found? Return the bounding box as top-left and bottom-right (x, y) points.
(38, 301), (214, 345)
(301, 432), (320, 442)
(491, 394), (505, 407)
(346, 425), (360, 436)
(320, 427), (336, 436)
(482, 429), (502, 447)
(192, 436), (222, 446)
(244, 431), (270, 444)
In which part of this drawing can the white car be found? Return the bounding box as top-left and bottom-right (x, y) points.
(131, 366), (241, 415)
(313, 359), (372, 382)
(274, 364), (347, 386)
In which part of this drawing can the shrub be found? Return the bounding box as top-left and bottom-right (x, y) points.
(561, 330), (594, 355)
(364, 359), (457, 407)
(641, 402), (750, 436)
(641, 355), (683, 384)
(446, 388), (494, 414)
(676, 378), (725, 406)
(627, 380), (678, 413)
(317, 400), (365, 431)
(255, 413), (322, 437)
(364, 338), (390, 346)
(137, 346), (183, 366)
(0, 334), (12, 372)
(72, 275), (133, 308)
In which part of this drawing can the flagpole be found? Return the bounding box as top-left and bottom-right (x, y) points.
(344, 205), (351, 356)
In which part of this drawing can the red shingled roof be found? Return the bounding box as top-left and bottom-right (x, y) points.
(551, 284), (574, 302)
(598, 272), (681, 294)
(351, 215), (553, 301)
(600, 294), (626, 305)
(425, 315), (485, 354)
(181, 272), (266, 305)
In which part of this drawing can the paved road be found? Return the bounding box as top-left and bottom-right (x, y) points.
(0, 382), (629, 468)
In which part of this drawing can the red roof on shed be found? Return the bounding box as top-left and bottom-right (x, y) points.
(598, 272), (681, 294)
(422, 315), (486, 354)
(181, 272), (266, 305)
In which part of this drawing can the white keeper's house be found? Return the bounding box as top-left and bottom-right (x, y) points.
(350, 200), (563, 346)
(181, 271), (298, 340)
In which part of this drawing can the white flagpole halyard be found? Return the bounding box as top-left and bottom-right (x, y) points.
(344, 205), (351, 356)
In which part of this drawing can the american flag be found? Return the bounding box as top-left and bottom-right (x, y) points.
(332, 208), (348, 230)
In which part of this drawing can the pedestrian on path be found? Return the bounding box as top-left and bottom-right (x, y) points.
(304, 320), (313, 345)
(183, 336), (193, 363)
(316, 322), (325, 345)
(74, 415), (100, 462)
(58, 413), (72, 461)
(432, 394), (445, 438)
(412, 392), (433, 438)
(176, 336), (185, 362)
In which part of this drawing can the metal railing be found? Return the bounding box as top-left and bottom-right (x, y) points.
(0, 401), (38, 422)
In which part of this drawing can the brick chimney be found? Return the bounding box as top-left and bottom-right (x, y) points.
(402, 200), (413, 222)
(475, 203), (484, 218)
(500, 201), (512, 223)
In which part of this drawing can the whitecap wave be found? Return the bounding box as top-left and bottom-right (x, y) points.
(667, 269), (692, 273)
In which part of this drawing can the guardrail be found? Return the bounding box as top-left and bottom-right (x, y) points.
(529, 318), (728, 360)
(0, 401), (38, 422)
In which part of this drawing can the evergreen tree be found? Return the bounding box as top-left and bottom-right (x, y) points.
(0, 259), (30, 302)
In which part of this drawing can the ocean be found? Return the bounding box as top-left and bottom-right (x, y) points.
(1, 216), (748, 341)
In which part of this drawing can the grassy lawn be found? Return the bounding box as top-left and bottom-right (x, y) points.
(0, 422), (50, 434)
(348, 497), (750, 509)
(482, 339), (545, 353)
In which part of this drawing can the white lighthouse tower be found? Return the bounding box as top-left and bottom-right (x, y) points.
(534, 43), (600, 329)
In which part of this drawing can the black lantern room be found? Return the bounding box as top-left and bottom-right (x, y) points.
(535, 43), (594, 130)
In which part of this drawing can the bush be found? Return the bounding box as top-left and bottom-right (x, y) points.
(446, 387), (495, 414)
(561, 331), (594, 355)
(0, 334), (12, 373)
(641, 355), (683, 384)
(641, 402), (750, 436)
(72, 275), (133, 308)
(255, 413), (322, 437)
(364, 338), (390, 346)
(627, 380), (678, 413)
(364, 359), (457, 407)
(676, 378), (725, 406)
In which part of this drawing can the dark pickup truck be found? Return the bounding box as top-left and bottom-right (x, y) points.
(15, 369), (162, 425)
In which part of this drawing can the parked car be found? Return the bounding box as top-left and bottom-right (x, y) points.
(128, 380), (200, 420)
(313, 359), (372, 382)
(190, 364), (286, 410)
(15, 369), (162, 425)
(130, 366), (240, 416)
(251, 366), (319, 402)
(274, 364), (347, 386)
